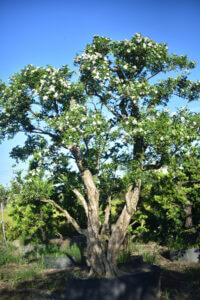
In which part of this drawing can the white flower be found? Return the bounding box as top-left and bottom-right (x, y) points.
(132, 119), (137, 125)
(40, 79), (45, 85)
(43, 96), (48, 100)
(49, 86), (55, 92)
(161, 166), (168, 174)
(160, 137), (164, 141)
(193, 121), (197, 125)
(54, 92), (59, 98)
(181, 117), (185, 122)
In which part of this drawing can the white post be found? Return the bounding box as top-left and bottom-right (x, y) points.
(1, 202), (6, 243)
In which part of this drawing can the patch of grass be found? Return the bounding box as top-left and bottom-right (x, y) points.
(118, 250), (132, 263)
(33, 244), (63, 258)
(0, 263), (42, 285)
(163, 289), (170, 300)
(130, 244), (140, 254)
(32, 243), (83, 265)
(64, 244), (82, 264)
(0, 243), (26, 265)
(11, 265), (41, 286)
(142, 252), (157, 264)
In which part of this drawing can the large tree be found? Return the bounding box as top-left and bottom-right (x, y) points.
(0, 34), (200, 277)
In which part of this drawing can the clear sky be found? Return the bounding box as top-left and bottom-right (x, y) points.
(0, 0), (200, 186)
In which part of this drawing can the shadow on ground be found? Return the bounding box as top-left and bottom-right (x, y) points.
(0, 255), (200, 299)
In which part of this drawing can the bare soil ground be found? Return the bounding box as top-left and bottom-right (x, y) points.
(0, 242), (199, 299)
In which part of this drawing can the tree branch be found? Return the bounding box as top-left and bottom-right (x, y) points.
(101, 196), (112, 236)
(146, 69), (163, 81)
(72, 189), (88, 217)
(41, 198), (85, 235)
(144, 161), (162, 171)
(69, 143), (83, 171)
(27, 108), (40, 118)
(125, 180), (142, 215)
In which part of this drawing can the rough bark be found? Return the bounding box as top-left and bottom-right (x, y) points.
(183, 198), (193, 230)
(84, 178), (142, 278)
(72, 189), (88, 217)
(183, 197), (197, 244)
(107, 179), (141, 272)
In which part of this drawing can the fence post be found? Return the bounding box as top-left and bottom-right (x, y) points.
(1, 202), (6, 243)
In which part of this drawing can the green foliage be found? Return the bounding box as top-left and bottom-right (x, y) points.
(134, 149), (200, 248)
(7, 173), (56, 244)
(0, 184), (8, 204)
(33, 244), (61, 258)
(64, 244), (82, 263)
(0, 33), (200, 255)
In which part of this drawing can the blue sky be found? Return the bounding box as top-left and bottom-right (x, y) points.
(0, 0), (200, 185)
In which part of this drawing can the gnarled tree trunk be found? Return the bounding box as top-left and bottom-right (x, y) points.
(84, 178), (142, 278)
(44, 173), (142, 277)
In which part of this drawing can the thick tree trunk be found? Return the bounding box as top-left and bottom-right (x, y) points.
(80, 170), (113, 277)
(85, 231), (115, 277)
(70, 144), (142, 277)
(81, 172), (142, 278)
(106, 179), (141, 275)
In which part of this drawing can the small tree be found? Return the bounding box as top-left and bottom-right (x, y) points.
(0, 34), (200, 277)
(7, 170), (56, 244)
(138, 147), (200, 247)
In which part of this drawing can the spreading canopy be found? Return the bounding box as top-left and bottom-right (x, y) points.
(0, 34), (199, 176)
(0, 34), (200, 276)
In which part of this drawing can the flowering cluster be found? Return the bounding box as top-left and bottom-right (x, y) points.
(0, 34), (200, 180)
